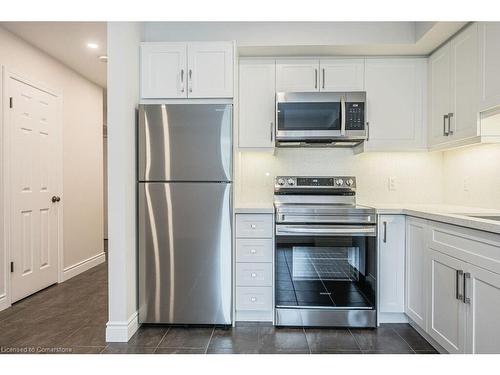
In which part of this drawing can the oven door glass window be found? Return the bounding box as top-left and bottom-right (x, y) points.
(277, 102), (341, 131)
(275, 234), (376, 309)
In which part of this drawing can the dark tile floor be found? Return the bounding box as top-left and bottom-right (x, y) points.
(0, 262), (439, 354)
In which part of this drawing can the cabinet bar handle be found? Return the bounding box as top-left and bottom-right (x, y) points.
(188, 69), (193, 93)
(366, 121), (370, 141)
(270, 122), (274, 143)
(463, 272), (471, 304)
(383, 221), (387, 243)
(180, 69), (184, 93)
(443, 114), (449, 136)
(322, 68), (325, 89)
(448, 112), (454, 135)
(456, 269), (464, 300)
(314, 69), (318, 89)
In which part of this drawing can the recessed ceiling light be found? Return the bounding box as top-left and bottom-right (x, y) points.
(98, 55), (108, 62)
(87, 42), (99, 49)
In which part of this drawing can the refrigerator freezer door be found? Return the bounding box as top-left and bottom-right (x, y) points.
(138, 182), (232, 324)
(138, 104), (232, 182)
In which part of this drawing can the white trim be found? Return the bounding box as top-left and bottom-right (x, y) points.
(0, 293), (9, 312)
(408, 318), (448, 354)
(62, 252), (106, 282)
(105, 311), (140, 342)
(139, 98), (233, 105)
(379, 312), (409, 324)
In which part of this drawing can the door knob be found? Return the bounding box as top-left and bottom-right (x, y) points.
(51, 196), (61, 203)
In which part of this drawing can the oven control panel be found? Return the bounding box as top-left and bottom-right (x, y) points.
(345, 102), (365, 131)
(275, 176), (356, 190)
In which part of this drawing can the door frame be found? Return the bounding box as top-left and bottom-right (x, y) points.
(1, 67), (64, 309)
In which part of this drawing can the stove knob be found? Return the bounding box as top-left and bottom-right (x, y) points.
(346, 178), (354, 186)
(336, 178), (344, 186)
(277, 178), (285, 186)
(287, 178), (295, 186)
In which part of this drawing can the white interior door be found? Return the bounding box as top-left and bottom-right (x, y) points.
(7, 75), (61, 303)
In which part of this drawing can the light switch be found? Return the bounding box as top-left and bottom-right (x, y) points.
(388, 176), (397, 191)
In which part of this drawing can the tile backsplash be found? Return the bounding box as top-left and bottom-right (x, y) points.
(235, 148), (445, 206)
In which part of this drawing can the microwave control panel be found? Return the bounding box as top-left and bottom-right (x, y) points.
(345, 102), (365, 130)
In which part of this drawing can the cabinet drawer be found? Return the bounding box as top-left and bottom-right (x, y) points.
(236, 239), (273, 263)
(236, 287), (273, 311)
(236, 263), (273, 287)
(236, 214), (273, 238)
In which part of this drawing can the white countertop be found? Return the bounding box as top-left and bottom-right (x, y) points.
(360, 203), (500, 235)
(234, 204), (274, 214)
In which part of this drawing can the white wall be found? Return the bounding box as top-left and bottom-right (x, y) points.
(106, 22), (142, 342)
(0, 26), (104, 305)
(443, 144), (500, 210)
(236, 149), (444, 207)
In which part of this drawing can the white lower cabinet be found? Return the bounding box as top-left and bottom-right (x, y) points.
(405, 217), (428, 330)
(427, 248), (467, 354)
(378, 215), (406, 315)
(235, 213), (274, 321)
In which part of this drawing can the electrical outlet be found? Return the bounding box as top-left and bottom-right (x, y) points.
(388, 176), (397, 191)
(463, 177), (470, 192)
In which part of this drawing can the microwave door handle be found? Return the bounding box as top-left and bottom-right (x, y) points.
(276, 226), (376, 236)
(340, 96), (346, 136)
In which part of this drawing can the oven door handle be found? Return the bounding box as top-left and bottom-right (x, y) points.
(276, 225), (376, 236)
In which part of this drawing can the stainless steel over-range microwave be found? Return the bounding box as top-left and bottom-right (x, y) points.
(275, 91), (367, 147)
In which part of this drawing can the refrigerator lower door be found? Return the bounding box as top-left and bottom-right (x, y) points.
(138, 104), (232, 182)
(138, 182), (232, 325)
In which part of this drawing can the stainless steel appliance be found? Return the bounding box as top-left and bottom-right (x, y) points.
(275, 92), (367, 147)
(274, 176), (377, 327)
(138, 103), (232, 325)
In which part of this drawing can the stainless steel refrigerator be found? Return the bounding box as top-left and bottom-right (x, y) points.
(137, 103), (232, 325)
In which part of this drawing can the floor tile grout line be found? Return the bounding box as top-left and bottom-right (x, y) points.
(153, 326), (170, 353)
(348, 328), (363, 352)
(302, 327), (311, 354)
(204, 326), (216, 354)
(389, 326), (416, 353)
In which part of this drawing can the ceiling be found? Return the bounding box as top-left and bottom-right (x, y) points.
(1, 22), (107, 87)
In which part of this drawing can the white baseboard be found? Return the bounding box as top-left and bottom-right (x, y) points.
(0, 294), (10, 312)
(236, 310), (273, 322)
(379, 312), (409, 324)
(62, 252), (106, 281)
(106, 311), (140, 342)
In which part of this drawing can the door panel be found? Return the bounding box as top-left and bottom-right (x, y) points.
(138, 104), (232, 181)
(427, 249), (466, 354)
(9, 77), (60, 302)
(466, 264), (500, 353)
(320, 59), (364, 92)
(429, 43), (451, 146)
(138, 182), (232, 324)
(276, 60), (320, 92)
(140, 43), (187, 99)
(479, 22), (500, 111)
(187, 42), (233, 98)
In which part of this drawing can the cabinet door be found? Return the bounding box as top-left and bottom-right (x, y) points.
(187, 42), (233, 98)
(479, 22), (500, 111)
(276, 59), (320, 92)
(319, 59), (364, 92)
(238, 60), (276, 148)
(466, 264), (500, 354)
(364, 58), (426, 151)
(429, 43), (452, 147)
(450, 23), (480, 141)
(405, 218), (428, 330)
(140, 42), (187, 99)
(378, 215), (406, 313)
(427, 249), (467, 354)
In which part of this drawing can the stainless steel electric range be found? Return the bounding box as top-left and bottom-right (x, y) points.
(274, 176), (377, 328)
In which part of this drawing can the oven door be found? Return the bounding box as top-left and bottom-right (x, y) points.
(275, 224), (377, 311)
(276, 92), (343, 141)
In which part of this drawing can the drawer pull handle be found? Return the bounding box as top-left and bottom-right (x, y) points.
(251, 272), (257, 278)
(250, 297), (257, 302)
(251, 224), (256, 229)
(250, 249), (257, 254)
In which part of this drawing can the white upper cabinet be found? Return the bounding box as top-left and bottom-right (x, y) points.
(187, 42), (234, 98)
(276, 59), (320, 92)
(141, 43), (187, 99)
(378, 215), (406, 314)
(320, 59), (364, 91)
(479, 22), (500, 111)
(238, 60), (276, 148)
(363, 58), (426, 151)
(429, 43), (452, 147)
(140, 41), (233, 99)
